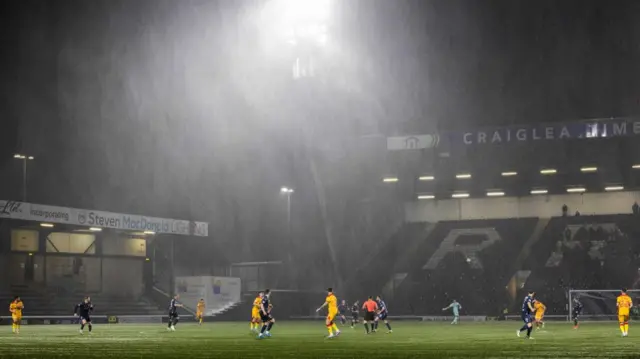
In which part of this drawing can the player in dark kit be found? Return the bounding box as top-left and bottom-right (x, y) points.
(257, 289), (275, 339)
(338, 300), (348, 325)
(572, 297), (583, 329)
(350, 301), (360, 328)
(517, 291), (535, 339)
(374, 296), (393, 333)
(167, 294), (183, 331)
(74, 296), (94, 335)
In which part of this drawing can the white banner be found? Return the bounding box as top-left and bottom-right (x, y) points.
(0, 200), (208, 237)
(387, 134), (440, 150)
(175, 276), (241, 315)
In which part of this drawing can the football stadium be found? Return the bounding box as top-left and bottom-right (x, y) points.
(2, 0), (640, 358)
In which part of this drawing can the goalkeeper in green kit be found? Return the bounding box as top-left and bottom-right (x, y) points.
(443, 300), (462, 325)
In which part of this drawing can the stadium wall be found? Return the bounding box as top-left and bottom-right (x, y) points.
(46, 255), (102, 292)
(405, 191), (640, 222)
(102, 258), (144, 297)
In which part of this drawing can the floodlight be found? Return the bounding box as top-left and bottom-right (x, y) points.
(566, 187), (586, 193)
(451, 193), (469, 198)
(604, 186), (624, 191)
(281, 0), (331, 23)
(530, 189), (548, 195)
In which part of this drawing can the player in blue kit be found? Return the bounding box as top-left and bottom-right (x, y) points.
(167, 294), (183, 331)
(373, 296), (392, 333)
(257, 289), (275, 339)
(74, 297), (94, 335)
(338, 300), (348, 325)
(517, 291), (535, 339)
(350, 301), (360, 328)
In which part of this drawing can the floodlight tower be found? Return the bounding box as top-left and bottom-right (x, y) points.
(13, 154), (35, 202)
(280, 187), (294, 233)
(261, 0), (338, 288)
(282, 0), (330, 79)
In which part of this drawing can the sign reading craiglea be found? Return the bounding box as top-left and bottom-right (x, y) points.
(0, 200), (208, 237)
(458, 118), (640, 145)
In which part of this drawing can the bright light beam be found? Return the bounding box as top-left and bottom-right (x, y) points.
(281, 0), (330, 24)
(265, 0), (332, 46)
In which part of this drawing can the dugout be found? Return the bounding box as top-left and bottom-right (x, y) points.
(0, 200), (208, 298)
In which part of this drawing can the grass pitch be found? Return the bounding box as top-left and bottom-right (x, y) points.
(0, 321), (637, 358)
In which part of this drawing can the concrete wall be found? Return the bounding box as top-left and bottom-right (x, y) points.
(102, 258), (143, 298)
(45, 256), (101, 292)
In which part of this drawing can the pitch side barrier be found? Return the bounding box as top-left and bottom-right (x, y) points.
(291, 315), (489, 322)
(0, 315), (204, 325)
(505, 315), (569, 321)
(1, 315), (492, 324)
(506, 314), (640, 322)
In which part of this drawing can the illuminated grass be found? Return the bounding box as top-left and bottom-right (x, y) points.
(0, 321), (638, 358)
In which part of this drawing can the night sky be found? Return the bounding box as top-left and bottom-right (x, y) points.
(1, 0), (639, 219)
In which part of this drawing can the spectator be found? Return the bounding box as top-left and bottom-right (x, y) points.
(564, 227), (572, 241)
(500, 308), (508, 321)
(575, 211), (581, 217)
(633, 202), (639, 215)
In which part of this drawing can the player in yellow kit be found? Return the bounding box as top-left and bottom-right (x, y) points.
(9, 296), (24, 334)
(316, 287), (341, 338)
(195, 298), (205, 325)
(533, 299), (546, 330)
(617, 288), (633, 337)
(250, 292), (263, 332)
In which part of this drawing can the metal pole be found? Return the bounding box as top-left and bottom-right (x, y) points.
(287, 193), (292, 235)
(22, 158), (27, 202)
(170, 238), (175, 296)
(286, 193), (294, 287)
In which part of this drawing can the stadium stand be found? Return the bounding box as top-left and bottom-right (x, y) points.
(521, 214), (640, 315)
(389, 218), (538, 316)
(346, 222), (433, 302)
(0, 284), (164, 316)
(4, 214), (640, 321)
